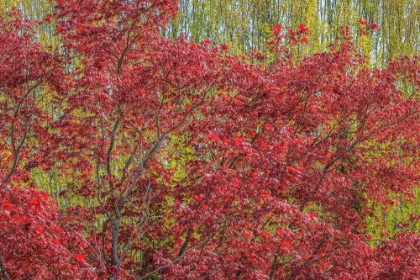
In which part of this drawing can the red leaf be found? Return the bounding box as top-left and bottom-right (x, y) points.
(231, 178), (241, 186)
(3, 202), (13, 211)
(272, 24), (283, 36)
(2, 212), (11, 219)
(261, 190), (270, 198)
(298, 24), (309, 33)
(265, 124), (273, 130)
(77, 23), (83, 32)
(234, 137), (243, 146)
(281, 241), (292, 248)
(220, 44), (229, 51)
(36, 226), (44, 234)
(260, 230), (271, 238)
(201, 39), (211, 45)
(74, 254), (85, 263)
(370, 23), (380, 31)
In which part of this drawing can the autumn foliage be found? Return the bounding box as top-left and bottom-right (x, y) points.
(1, 1), (420, 279)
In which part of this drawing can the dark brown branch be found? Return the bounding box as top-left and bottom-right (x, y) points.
(0, 254), (10, 280)
(269, 255), (279, 280)
(177, 228), (193, 259)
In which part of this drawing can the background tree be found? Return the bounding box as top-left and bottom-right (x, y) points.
(164, 0), (420, 66)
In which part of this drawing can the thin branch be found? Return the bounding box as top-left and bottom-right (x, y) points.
(269, 254), (279, 280)
(106, 116), (121, 191)
(1, 114), (31, 186)
(96, 162), (112, 222)
(177, 228), (193, 259)
(0, 254), (10, 280)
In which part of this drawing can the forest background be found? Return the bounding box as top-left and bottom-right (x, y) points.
(3, 0), (420, 65)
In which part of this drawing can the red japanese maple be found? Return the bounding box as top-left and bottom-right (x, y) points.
(1, 1), (420, 279)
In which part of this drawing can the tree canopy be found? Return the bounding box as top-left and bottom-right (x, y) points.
(1, 1), (420, 279)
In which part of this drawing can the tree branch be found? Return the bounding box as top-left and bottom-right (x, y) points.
(0, 254), (10, 280)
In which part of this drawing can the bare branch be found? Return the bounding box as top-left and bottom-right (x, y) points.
(0, 254), (10, 280)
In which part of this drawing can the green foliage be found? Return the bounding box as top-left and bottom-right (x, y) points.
(163, 0), (420, 67)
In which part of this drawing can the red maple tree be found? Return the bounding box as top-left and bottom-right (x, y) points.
(1, 1), (420, 279)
